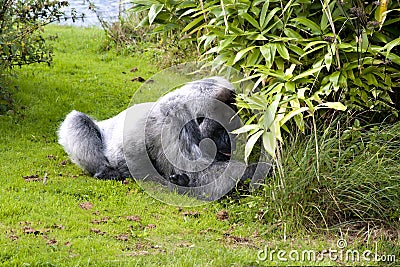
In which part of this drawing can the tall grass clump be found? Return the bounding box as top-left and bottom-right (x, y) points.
(257, 119), (400, 230)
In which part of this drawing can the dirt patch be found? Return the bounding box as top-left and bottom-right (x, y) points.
(46, 238), (58, 245)
(91, 217), (110, 224)
(115, 234), (129, 241)
(90, 228), (106, 235)
(145, 224), (156, 230)
(182, 211), (201, 218)
(79, 202), (93, 210)
(126, 215), (141, 222)
(216, 210), (229, 221)
(22, 175), (41, 182)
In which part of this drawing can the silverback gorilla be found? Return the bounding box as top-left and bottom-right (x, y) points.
(58, 77), (267, 200)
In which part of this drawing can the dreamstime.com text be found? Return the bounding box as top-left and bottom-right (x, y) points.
(257, 239), (396, 263)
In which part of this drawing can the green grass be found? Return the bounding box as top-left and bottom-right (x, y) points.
(0, 25), (398, 266)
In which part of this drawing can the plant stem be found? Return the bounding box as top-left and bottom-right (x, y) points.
(312, 113), (320, 181)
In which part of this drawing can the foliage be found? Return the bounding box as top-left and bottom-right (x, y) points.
(86, 0), (197, 67)
(256, 119), (400, 228)
(0, 0), (83, 70)
(129, 0), (198, 42)
(130, 0), (400, 161)
(85, 0), (150, 47)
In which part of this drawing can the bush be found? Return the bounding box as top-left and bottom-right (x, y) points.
(0, 0), (84, 113)
(130, 0), (400, 159)
(0, 0), (83, 70)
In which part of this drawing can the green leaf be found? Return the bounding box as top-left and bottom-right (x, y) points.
(232, 124), (262, 134)
(246, 48), (261, 66)
(179, 8), (196, 18)
(245, 130), (264, 162)
(292, 17), (321, 34)
(373, 32), (389, 43)
(279, 106), (309, 126)
(325, 52), (332, 71)
(304, 41), (328, 51)
(365, 73), (378, 87)
(284, 81), (295, 92)
(138, 16), (150, 27)
(290, 99), (305, 131)
(320, 9), (329, 32)
(266, 82), (285, 95)
(338, 43), (353, 52)
(383, 37), (400, 56)
(304, 98), (315, 113)
(248, 34), (268, 41)
(246, 94), (268, 109)
(148, 4), (164, 25)
(181, 15), (204, 33)
(316, 102), (347, 111)
(216, 35), (236, 52)
(241, 13), (260, 30)
(288, 44), (304, 56)
(261, 7), (281, 30)
(385, 52), (400, 65)
(292, 66), (323, 81)
(233, 46), (256, 64)
(328, 71), (340, 91)
(262, 131), (276, 158)
(259, 0), (270, 29)
(263, 93), (282, 129)
(132, 0), (160, 5)
(284, 28), (303, 39)
(275, 42), (290, 60)
(260, 43), (276, 68)
(272, 119), (282, 143)
(200, 35), (217, 50)
(361, 30), (369, 52)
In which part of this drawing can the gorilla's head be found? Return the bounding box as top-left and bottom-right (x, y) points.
(195, 79), (238, 162)
(197, 117), (234, 162)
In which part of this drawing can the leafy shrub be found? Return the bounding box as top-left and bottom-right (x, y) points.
(130, 0), (400, 160)
(129, 0), (198, 42)
(0, 0), (83, 70)
(0, 0), (83, 113)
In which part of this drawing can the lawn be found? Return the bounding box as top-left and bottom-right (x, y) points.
(0, 25), (397, 266)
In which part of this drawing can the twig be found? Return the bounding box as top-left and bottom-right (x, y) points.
(320, 0), (341, 70)
(220, 0), (229, 34)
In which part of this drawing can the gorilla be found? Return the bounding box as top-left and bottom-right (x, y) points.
(58, 77), (269, 200)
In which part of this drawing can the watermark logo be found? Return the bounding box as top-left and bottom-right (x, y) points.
(257, 239), (396, 263)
